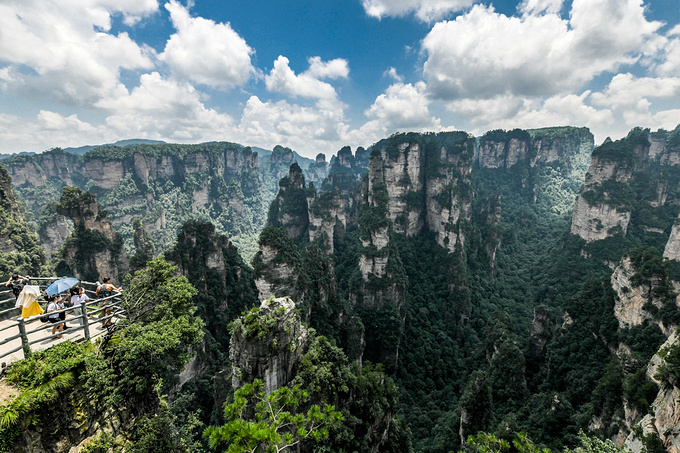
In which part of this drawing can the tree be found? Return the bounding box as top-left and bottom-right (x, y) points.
(204, 380), (343, 453)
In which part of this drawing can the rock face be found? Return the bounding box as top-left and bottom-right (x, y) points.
(626, 331), (680, 453)
(664, 215), (680, 261)
(527, 306), (552, 359)
(56, 187), (129, 283)
(267, 163), (310, 242)
(611, 257), (657, 329)
(1, 143), (268, 259)
(252, 226), (301, 301)
(0, 164), (48, 276)
(229, 297), (311, 394)
(477, 127), (593, 170)
(306, 153), (328, 183)
(571, 127), (680, 243)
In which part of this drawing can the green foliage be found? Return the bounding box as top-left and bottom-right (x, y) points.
(83, 258), (204, 407)
(563, 430), (628, 453)
(80, 432), (116, 453)
(204, 379), (343, 452)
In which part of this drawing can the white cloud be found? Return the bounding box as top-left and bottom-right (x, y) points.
(95, 72), (233, 142)
(0, 111), (115, 154)
(159, 0), (256, 88)
(590, 73), (680, 109)
(422, 1), (663, 100)
(232, 96), (354, 155)
(305, 56), (349, 80)
(265, 56), (341, 102)
(518, 0), (563, 15)
(384, 67), (404, 82)
(365, 82), (441, 132)
(362, 0), (474, 22)
(0, 1), (156, 105)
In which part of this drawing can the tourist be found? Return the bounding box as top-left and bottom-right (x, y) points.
(96, 277), (121, 328)
(46, 294), (66, 339)
(5, 274), (29, 300)
(70, 286), (89, 327)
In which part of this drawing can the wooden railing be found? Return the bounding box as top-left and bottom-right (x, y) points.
(0, 278), (126, 362)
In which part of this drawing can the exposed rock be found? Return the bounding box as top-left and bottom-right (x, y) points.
(56, 187), (129, 282)
(611, 257), (656, 328)
(306, 153), (328, 183)
(307, 188), (346, 254)
(664, 214), (680, 261)
(267, 163), (310, 242)
(626, 331), (680, 453)
(570, 195), (631, 242)
(38, 214), (73, 260)
(527, 306), (552, 359)
(252, 227), (301, 301)
(230, 296), (312, 394)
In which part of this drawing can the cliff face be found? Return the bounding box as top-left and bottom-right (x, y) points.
(477, 127), (593, 171)
(0, 164), (48, 276)
(229, 296), (311, 394)
(626, 331), (680, 453)
(2, 143), (270, 261)
(306, 153), (328, 183)
(570, 127), (680, 244)
(56, 187), (129, 282)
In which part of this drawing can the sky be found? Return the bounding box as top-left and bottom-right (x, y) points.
(0, 0), (679, 159)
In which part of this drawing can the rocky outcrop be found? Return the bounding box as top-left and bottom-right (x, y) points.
(307, 187), (346, 254)
(0, 164), (48, 276)
(476, 127), (593, 170)
(527, 306), (552, 359)
(664, 215), (680, 261)
(1, 143), (267, 259)
(266, 163), (310, 242)
(626, 331), (680, 453)
(229, 297), (312, 394)
(611, 257), (657, 329)
(571, 127), (680, 243)
(306, 153), (328, 183)
(570, 196), (632, 242)
(56, 187), (129, 282)
(252, 226), (301, 301)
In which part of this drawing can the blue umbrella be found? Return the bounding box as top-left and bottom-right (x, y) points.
(45, 277), (80, 296)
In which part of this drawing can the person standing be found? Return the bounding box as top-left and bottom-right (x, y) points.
(70, 287), (89, 327)
(5, 274), (29, 300)
(46, 294), (66, 339)
(96, 277), (121, 328)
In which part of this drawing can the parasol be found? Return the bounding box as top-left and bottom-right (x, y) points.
(44, 277), (80, 296)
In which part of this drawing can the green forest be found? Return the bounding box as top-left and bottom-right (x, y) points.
(2, 125), (680, 452)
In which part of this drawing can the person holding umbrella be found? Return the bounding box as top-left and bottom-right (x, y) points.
(46, 293), (67, 339)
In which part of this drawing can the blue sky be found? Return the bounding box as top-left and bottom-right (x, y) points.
(0, 0), (679, 158)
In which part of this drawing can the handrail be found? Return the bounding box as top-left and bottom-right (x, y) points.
(0, 282), (126, 362)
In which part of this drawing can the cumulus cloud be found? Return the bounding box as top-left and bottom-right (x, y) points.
(590, 73), (680, 108)
(96, 72), (233, 142)
(0, 0), (156, 105)
(362, 0), (474, 22)
(0, 111), (115, 154)
(159, 0), (256, 88)
(305, 56), (349, 79)
(518, 0), (564, 15)
(422, 0), (663, 100)
(365, 82), (441, 132)
(383, 67), (404, 82)
(265, 56), (342, 103)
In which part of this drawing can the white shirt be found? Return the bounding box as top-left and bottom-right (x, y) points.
(71, 294), (89, 307)
(47, 301), (64, 319)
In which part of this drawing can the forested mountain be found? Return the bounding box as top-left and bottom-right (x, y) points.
(0, 142), (322, 262)
(3, 125), (680, 453)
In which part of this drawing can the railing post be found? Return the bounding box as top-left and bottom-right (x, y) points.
(81, 303), (90, 340)
(17, 318), (30, 357)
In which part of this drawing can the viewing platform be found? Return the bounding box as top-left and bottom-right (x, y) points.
(0, 278), (125, 363)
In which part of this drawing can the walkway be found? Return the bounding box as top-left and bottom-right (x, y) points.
(0, 278), (125, 363)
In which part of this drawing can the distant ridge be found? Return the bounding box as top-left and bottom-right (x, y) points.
(63, 139), (167, 155)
